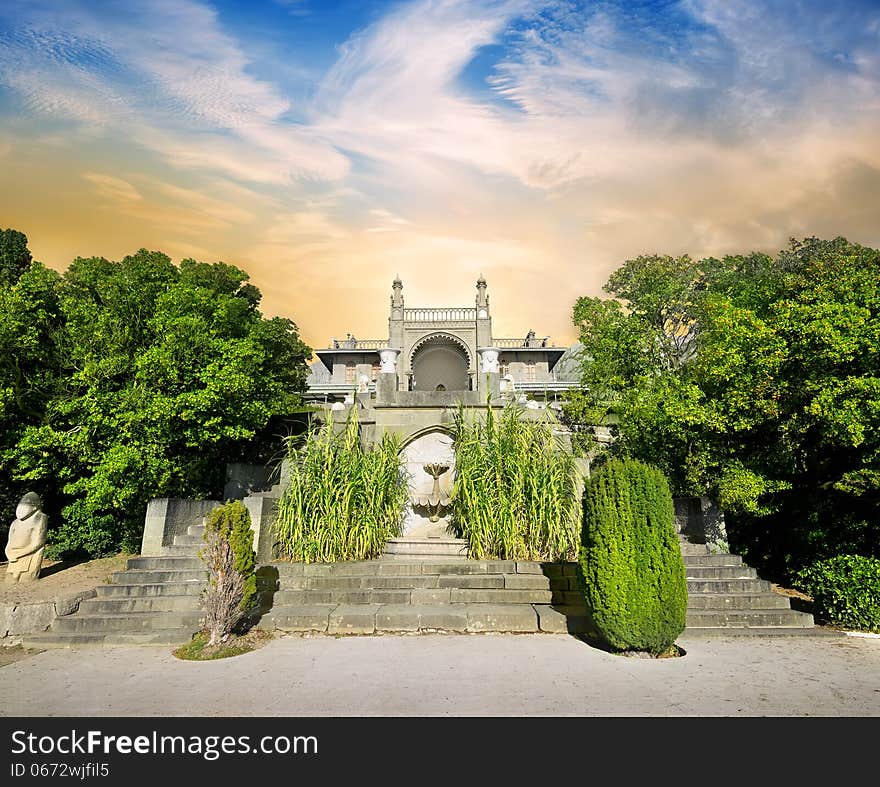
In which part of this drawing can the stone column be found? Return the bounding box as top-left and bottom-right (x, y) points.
(477, 347), (501, 396)
(376, 347), (400, 403)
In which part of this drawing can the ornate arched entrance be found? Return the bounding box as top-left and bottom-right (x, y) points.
(399, 427), (455, 538)
(410, 333), (470, 391)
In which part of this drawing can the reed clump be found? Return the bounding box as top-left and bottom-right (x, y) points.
(451, 404), (580, 561)
(274, 414), (407, 562)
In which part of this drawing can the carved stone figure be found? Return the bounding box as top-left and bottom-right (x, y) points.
(5, 492), (48, 583)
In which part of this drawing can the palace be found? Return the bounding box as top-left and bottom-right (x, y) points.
(301, 275), (583, 543)
(304, 275), (580, 405)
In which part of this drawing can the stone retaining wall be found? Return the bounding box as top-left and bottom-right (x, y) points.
(1, 589), (96, 644)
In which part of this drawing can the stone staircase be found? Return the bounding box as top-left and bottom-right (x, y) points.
(21, 530), (815, 647)
(21, 524), (209, 648)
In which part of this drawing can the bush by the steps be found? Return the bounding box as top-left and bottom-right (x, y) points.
(580, 458), (687, 654)
(794, 554), (880, 632)
(201, 500), (257, 645)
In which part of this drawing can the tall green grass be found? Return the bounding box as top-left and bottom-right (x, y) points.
(273, 414), (407, 562)
(451, 404), (581, 561)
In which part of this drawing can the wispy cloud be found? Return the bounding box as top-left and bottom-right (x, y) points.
(0, 0), (348, 183)
(1, 0), (878, 349)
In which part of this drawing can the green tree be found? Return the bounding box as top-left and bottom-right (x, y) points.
(0, 229), (33, 287)
(568, 237), (880, 579)
(0, 239), (64, 529)
(6, 248), (311, 557)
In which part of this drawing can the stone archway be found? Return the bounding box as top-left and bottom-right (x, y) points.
(410, 334), (470, 391)
(399, 428), (455, 538)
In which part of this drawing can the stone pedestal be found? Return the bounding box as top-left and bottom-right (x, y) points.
(376, 371), (398, 403)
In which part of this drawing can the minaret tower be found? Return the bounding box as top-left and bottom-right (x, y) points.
(389, 274), (404, 349)
(476, 274), (492, 348)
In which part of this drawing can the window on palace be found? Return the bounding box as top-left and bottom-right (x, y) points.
(345, 363), (356, 384)
(371, 362), (380, 380)
(525, 361), (536, 381)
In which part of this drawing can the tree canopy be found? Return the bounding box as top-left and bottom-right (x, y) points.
(1, 235), (311, 556)
(568, 237), (880, 578)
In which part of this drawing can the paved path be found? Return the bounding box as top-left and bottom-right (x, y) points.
(2, 632), (879, 716)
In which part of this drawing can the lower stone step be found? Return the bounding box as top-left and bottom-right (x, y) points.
(51, 611), (202, 634)
(383, 538), (469, 557)
(21, 629), (195, 649)
(685, 609), (814, 627)
(259, 603), (541, 634)
(79, 596), (202, 614)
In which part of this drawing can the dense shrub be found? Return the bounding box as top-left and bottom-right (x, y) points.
(580, 458), (687, 654)
(274, 413), (406, 562)
(794, 555), (880, 632)
(201, 500), (257, 645)
(451, 403), (580, 561)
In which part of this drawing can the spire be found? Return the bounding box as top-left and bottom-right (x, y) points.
(476, 273), (488, 310)
(391, 274), (404, 310)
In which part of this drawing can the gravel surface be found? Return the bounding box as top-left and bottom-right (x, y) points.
(2, 631), (878, 717)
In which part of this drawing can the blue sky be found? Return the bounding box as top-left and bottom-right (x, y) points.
(1, 0), (878, 346)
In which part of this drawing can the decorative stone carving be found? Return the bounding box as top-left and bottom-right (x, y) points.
(477, 346), (500, 374)
(413, 463), (451, 523)
(5, 492), (48, 583)
(357, 374), (370, 393)
(379, 347), (401, 374)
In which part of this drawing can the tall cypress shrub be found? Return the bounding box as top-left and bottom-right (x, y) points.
(580, 458), (687, 654)
(201, 500), (257, 645)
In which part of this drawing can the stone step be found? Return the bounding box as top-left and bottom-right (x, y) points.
(534, 605), (592, 634)
(260, 603), (540, 634)
(173, 535), (204, 546)
(274, 572), (549, 589)
(111, 569), (208, 584)
(686, 609), (815, 628)
(679, 543), (710, 555)
(160, 544), (201, 556)
(96, 581), (206, 598)
(127, 556), (203, 571)
(687, 578), (770, 593)
(685, 566), (757, 579)
(51, 611), (202, 634)
(263, 560), (529, 577)
(266, 589), (415, 606)
(686, 593), (793, 610)
(681, 554), (743, 567)
(383, 538), (469, 557)
(682, 627), (840, 638)
(79, 596), (202, 614)
(20, 629), (196, 648)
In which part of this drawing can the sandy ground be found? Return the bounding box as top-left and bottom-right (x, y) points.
(0, 554), (130, 605)
(1, 631), (878, 717)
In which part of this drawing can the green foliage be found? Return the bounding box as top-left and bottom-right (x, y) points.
(794, 555), (880, 632)
(274, 414), (407, 562)
(568, 237), (880, 579)
(204, 500), (257, 611)
(580, 458), (687, 654)
(451, 404), (580, 561)
(0, 239), (312, 557)
(0, 256), (64, 524)
(0, 228), (32, 287)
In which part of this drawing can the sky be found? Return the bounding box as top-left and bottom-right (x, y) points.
(1, 0), (878, 350)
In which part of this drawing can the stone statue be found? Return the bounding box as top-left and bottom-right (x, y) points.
(5, 492), (48, 583)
